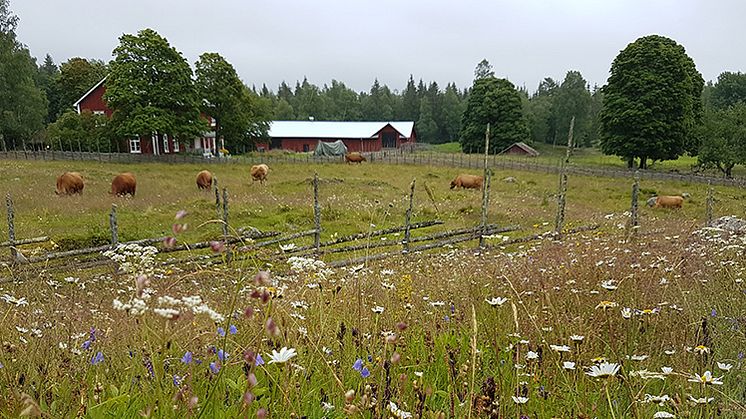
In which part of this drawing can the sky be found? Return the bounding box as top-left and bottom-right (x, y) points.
(11, 0), (746, 94)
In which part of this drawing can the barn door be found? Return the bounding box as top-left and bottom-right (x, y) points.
(382, 132), (396, 148)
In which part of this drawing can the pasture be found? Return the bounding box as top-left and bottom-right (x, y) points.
(0, 158), (745, 418)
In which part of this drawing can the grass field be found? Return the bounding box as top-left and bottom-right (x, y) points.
(1, 158), (745, 418)
(430, 142), (746, 178)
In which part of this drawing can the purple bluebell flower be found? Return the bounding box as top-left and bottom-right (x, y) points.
(444, 315), (450, 322)
(367, 355), (373, 362)
(144, 359), (155, 378)
(739, 351), (744, 360)
(89, 327), (97, 342)
(451, 304), (455, 314)
(173, 375), (181, 386)
(353, 358), (363, 371)
(209, 362), (220, 374)
(229, 324), (238, 335)
(0, 361), (4, 368)
(711, 308), (717, 317)
(90, 351), (104, 365)
(82, 340), (92, 350)
(217, 327), (226, 337)
(218, 349), (227, 361)
(360, 367), (371, 378)
(255, 354), (265, 366)
(181, 351), (193, 364)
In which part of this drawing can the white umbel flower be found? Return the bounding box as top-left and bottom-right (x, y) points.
(485, 297), (508, 306)
(653, 412), (675, 418)
(511, 396), (529, 404)
(717, 362), (733, 372)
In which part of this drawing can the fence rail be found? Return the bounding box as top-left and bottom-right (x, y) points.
(1, 150), (743, 188)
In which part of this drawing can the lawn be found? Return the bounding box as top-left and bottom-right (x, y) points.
(0, 158), (745, 418)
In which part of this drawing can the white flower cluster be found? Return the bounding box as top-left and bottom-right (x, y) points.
(113, 297), (148, 315)
(159, 294), (224, 323)
(1, 293), (28, 307)
(103, 243), (159, 275)
(288, 256), (326, 273)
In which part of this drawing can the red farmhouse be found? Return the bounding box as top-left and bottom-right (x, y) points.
(265, 121), (416, 153)
(74, 78), (218, 155)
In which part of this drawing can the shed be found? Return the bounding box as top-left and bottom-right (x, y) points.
(499, 142), (540, 157)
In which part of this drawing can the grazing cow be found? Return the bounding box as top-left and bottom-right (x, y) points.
(55, 172), (84, 195)
(450, 174), (484, 190)
(646, 195), (684, 209)
(250, 164), (269, 184)
(345, 152), (366, 164)
(196, 170), (213, 190)
(111, 173), (137, 196)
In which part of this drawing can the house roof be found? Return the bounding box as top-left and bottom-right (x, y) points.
(267, 121), (415, 139)
(73, 76), (108, 109)
(500, 142), (539, 156)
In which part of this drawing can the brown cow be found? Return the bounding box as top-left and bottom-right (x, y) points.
(646, 195), (684, 209)
(111, 173), (137, 196)
(196, 170), (213, 190)
(345, 152), (366, 164)
(55, 172), (84, 195)
(450, 174), (484, 190)
(250, 164), (269, 184)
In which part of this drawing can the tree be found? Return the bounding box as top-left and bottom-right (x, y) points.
(52, 57), (107, 119)
(695, 103), (746, 178)
(526, 78), (558, 144)
(440, 83), (464, 143)
(195, 52), (268, 149)
(474, 59), (494, 80)
(459, 76), (528, 153)
(400, 75), (420, 121)
(710, 72), (746, 110)
(416, 97), (438, 143)
(47, 110), (111, 152)
(36, 54), (59, 123)
(0, 0), (47, 149)
(552, 71), (592, 146)
(599, 35), (704, 169)
(105, 28), (204, 143)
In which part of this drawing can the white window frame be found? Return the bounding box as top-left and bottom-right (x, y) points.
(129, 137), (141, 154)
(173, 137), (180, 153)
(93, 110), (105, 116)
(163, 134), (169, 154)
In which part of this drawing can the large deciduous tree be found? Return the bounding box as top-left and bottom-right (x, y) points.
(105, 28), (204, 143)
(53, 57), (107, 119)
(195, 52), (269, 149)
(710, 71), (746, 110)
(599, 35), (704, 169)
(695, 103), (746, 178)
(460, 75), (528, 153)
(0, 0), (47, 149)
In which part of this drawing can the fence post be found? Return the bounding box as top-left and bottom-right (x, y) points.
(706, 182), (714, 227)
(479, 123), (491, 248)
(402, 179), (416, 253)
(629, 171), (640, 238)
(109, 204), (119, 247)
(6, 193), (17, 261)
(313, 172), (321, 254)
(222, 188), (229, 239)
(555, 116), (574, 237)
(214, 178), (221, 221)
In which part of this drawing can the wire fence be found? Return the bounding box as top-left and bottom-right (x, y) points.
(1, 149), (744, 188)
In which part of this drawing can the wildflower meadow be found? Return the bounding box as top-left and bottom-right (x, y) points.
(1, 161), (745, 418)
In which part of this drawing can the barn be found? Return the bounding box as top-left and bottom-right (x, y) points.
(499, 142), (540, 157)
(74, 78), (218, 155)
(265, 121), (416, 153)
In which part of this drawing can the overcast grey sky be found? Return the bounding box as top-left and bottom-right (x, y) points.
(12, 0), (745, 93)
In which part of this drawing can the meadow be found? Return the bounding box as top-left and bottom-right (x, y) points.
(0, 158), (745, 418)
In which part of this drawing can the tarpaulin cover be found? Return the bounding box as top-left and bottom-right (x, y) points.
(313, 140), (348, 156)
